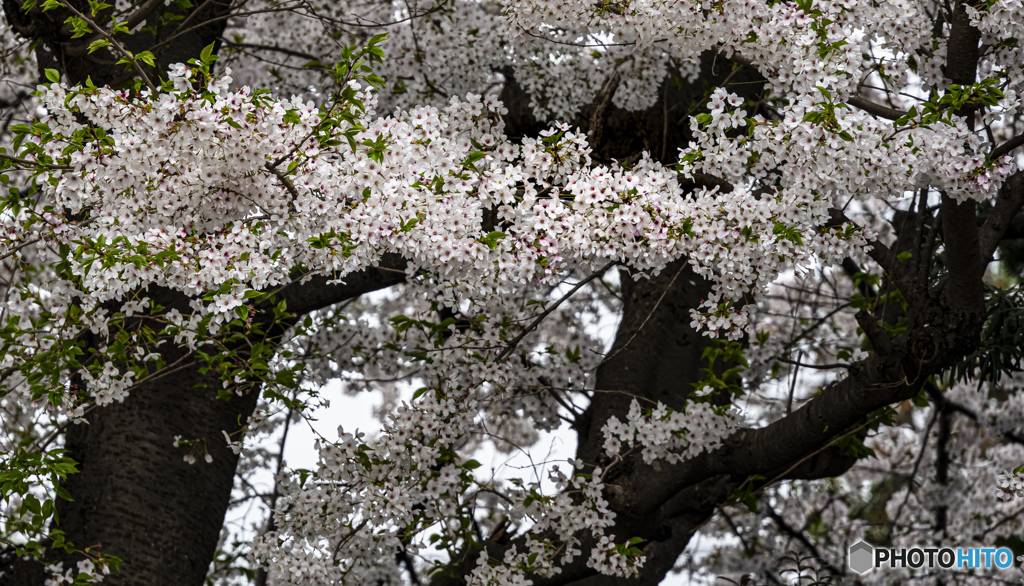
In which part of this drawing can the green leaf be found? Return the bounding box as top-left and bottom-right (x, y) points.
(481, 230), (506, 250)
(136, 51), (156, 67)
(54, 485), (74, 502)
(85, 37), (109, 54)
(283, 109), (301, 124)
(911, 387), (930, 407)
(199, 42), (217, 65)
(44, 68), (60, 83)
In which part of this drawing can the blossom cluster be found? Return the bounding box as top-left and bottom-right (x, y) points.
(996, 468), (1024, 502)
(3, 59), (873, 419)
(602, 399), (738, 465)
(241, 260), (631, 582)
(43, 558), (110, 586)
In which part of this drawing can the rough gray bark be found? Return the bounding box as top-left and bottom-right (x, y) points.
(0, 259), (405, 586)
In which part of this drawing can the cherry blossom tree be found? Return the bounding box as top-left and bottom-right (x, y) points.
(1, 1), (1024, 585)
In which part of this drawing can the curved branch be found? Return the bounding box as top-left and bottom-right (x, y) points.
(277, 253), (408, 318)
(979, 171), (1024, 266)
(991, 133), (1024, 161)
(846, 95), (906, 120)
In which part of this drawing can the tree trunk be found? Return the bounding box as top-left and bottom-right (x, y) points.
(50, 355), (262, 585)
(0, 260), (406, 584)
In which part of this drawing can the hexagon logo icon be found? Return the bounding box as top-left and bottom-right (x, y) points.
(849, 541), (875, 574)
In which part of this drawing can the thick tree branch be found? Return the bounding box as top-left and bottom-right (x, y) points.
(979, 171), (1024, 265)
(277, 254), (407, 317)
(945, 3), (981, 88)
(586, 70), (621, 147)
(991, 133), (1024, 161)
(846, 95), (906, 121)
(940, 194), (985, 316)
(934, 3), (984, 318)
(623, 320), (955, 518)
(677, 171), (735, 193)
(856, 309), (895, 356)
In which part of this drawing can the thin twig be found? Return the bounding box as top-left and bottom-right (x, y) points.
(494, 262), (616, 363)
(785, 351), (801, 416)
(775, 357), (849, 370)
(600, 261), (686, 365)
(0, 152), (72, 170)
(58, 1), (159, 94)
(775, 301), (853, 358)
(222, 41), (320, 62)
